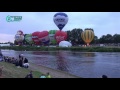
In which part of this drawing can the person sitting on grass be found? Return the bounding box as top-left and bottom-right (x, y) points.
(40, 74), (46, 78)
(23, 63), (29, 68)
(8, 57), (11, 63)
(19, 56), (24, 67)
(5, 56), (9, 62)
(25, 71), (33, 78)
(23, 58), (29, 68)
(11, 57), (15, 63)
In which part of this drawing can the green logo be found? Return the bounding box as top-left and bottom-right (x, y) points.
(6, 15), (22, 22)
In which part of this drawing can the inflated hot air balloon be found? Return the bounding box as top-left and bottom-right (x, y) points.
(32, 31), (40, 45)
(81, 28), (94, 46)
(15, 30), (24, 45)
(55, 30), (67, 44)
(25, 34), (34, 44)
(38, 31), (50, 45)
(49, 30), (57, 44)
(53, 12), (68, 30)
(17, 30), (23, 35)
(15, 34), (24, 43)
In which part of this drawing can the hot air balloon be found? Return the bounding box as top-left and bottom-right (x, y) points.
(25, 34), (34, 44)
(49, 30), (57, 45)
(15, 34), (24, 45)
(81, 28), (94, 46)
(53, 12), (68, 30)
(38, 31), (50, 45)
(32, 31), (40, 45)
(55, 30), (67, 44)
(59, 41), (72, 47)
(15, 30), (24, 46)
(17, 30), (23, 35)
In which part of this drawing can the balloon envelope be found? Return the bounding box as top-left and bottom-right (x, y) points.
(25, 34), (34, 44)
(53, 12), (68, 30)
(55, 30), (67, 44)
(49, 30), (57, 44)
(38, 31), (50, 44)
(15, 34), (24, 42)
(59, 41), (72, 47)
(81, 29), (94, 45)
(32, 31), (40, 45)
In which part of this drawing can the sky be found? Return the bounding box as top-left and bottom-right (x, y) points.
(0, 12), (120, 43)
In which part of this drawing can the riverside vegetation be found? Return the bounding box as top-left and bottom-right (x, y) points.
(1, 46), (120, 52)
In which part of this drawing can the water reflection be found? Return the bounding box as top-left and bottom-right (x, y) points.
(56, 51), (69, 72)
(83, 52), (96, 57)
(32, 51), (50, 55)
(71, 52), (96, 57)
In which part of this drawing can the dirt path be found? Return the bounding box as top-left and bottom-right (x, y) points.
(29, 63), (80, 78)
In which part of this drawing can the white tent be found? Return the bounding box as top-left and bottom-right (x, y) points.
(59, 41), (72, 47)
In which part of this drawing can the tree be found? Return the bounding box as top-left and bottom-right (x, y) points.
(91, 35), (99, 44)
(112, 34), (120, 43)
(70, 28), (84, 45)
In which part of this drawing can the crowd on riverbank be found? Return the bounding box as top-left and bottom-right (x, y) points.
(0, 51), (52, 78)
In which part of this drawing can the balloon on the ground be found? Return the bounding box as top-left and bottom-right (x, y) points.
(32, 31), (40, 45)
(15, 34), (24, 42)
(81, 28), (94, 46)
(38, 31), (50, 45)
(53, 12), (68, 30)
(25, 34), (34, 44)
(49, 30), (57, 44)
(14, 30), (24, 46)
(59, 41), (72, 47)
(55, 30), (67, 44)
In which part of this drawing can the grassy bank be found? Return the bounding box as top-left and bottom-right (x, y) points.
(1, 46), (120, 52)
(0, 61), (79, 78)
(0, 62), (41, 78)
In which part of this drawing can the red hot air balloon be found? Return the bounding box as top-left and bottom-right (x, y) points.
(32, 31), (40, 45)
(55, 30), (67, 44)
(38, 31), (50, 45)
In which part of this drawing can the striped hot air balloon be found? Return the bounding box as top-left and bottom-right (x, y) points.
(81, 28), (94, 46)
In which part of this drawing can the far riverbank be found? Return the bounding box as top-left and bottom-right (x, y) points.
(1, 46), (120, 52)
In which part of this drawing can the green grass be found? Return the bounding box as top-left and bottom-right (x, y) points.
(0, 62), (42, 78)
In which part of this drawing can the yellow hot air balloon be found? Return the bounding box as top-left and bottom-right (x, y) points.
(81, 28), (94, 46)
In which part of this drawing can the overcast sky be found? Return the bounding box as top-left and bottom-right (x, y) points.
(0, 12), (120, 43)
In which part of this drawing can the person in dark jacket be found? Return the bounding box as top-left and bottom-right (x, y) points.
(19, 59), (23, 67)
(24, 58), (28, 63)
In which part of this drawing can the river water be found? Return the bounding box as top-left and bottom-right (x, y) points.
(1, 49), (120, 78)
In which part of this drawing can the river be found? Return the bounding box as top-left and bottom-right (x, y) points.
(1, 49), (120, 78)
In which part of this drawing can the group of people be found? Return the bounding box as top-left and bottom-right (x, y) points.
(40, 72), (52, 78)
(25, 71), (52, 78)
(0, 53), (29, 68)
(0, 51), (52, 78)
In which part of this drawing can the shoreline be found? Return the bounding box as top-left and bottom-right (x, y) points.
(29, 62), (80, 78)
(1, 46), (120, 52)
